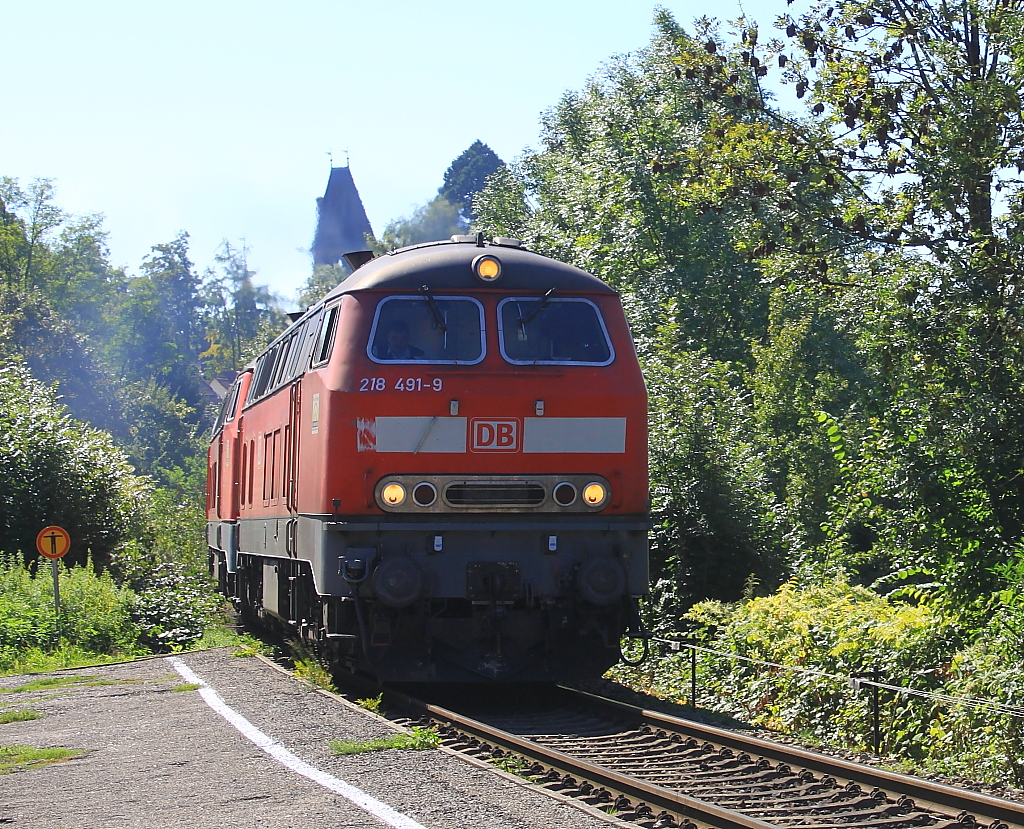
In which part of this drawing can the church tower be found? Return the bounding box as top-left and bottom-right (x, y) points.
(311, 166), (375, 267)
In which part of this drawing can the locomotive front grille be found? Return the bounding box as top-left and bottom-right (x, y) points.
(444, 481), (546, 507)
(372, 473), (613, 512)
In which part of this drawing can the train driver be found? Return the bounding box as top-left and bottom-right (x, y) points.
(376, 319), (424, 360)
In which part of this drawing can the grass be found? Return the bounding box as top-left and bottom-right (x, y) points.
(229, 634), (268, 658)
(287, 641), (337, 693)
(0, 675), (149, 694)
(356, 694), (383, 714)
(329, 726), (440, 755)
(0, 676), (107, 693)
(0, 709), (42, 724)
(0, 744), (83, 774)
(0, 615), (262, 678)
(171, 682), (202, 692)
(0, 644), (138, 677)
(495, 754), (529, 775)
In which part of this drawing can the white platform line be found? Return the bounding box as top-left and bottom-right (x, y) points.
(166, 656), (429, 829)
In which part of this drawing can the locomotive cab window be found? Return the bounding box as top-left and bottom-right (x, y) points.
(498, 297), (614, 365)
(369, 295), (485, 364)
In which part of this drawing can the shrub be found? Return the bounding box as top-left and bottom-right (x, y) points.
(612, 577), (1024, 784)
(0, 361), (150, 571)
(0, 552), (139, 670)
(128, 562), (218, 651)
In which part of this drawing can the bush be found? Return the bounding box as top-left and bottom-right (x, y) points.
(0, 361), (149, 570)
(612, 577), (1024, 784)
(128, 562), (219, 651)
(0, 552), (139, 670)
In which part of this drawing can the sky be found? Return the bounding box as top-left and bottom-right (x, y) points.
(2, 0), (792, 307)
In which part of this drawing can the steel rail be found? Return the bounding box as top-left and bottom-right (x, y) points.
(563, 686), (1024, 829)
(382, 684), (775, 829)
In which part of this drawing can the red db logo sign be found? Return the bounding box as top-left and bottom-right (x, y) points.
(471, 419), (519, 451)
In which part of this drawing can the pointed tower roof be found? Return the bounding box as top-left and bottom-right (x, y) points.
(312, 166), (375, 266)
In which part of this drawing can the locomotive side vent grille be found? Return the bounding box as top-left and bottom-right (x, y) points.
(444, 481), (546, 507)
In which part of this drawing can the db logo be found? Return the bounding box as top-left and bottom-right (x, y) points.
(471, 419), (519, 451)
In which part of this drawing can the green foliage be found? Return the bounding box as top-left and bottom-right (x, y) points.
(438, 140), (506, 225)
(288, 641), (337, 692)
(329, 726), (440, 755)
(297, 263), (346, 309)
(200, 240), (285, 376)
(0, 553), (140, 670)
(356, 693), (383, 714)
(0, 744), (83, 774)
(0, 178), (66, 292)
(0, 709), (41, 724)
(369, 197), (464, 255)
(613, 577), (1024, 783)
(0, 675), (113, 693)
(0, 288), (123, 433)
(0, 364), (149, 570)
(0, 179), (279, 671)
(643, 316), (785, 623)
(126, 563), (218, 652)
(228, 632), (269, 657)
(0, 646), (125, 676)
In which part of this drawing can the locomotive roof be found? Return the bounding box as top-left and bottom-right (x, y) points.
(319, 237), (617, 302)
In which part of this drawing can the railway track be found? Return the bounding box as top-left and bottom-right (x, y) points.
(379, 683), (1024, 829)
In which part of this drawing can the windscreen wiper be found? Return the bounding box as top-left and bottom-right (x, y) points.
(518, 287), (556, 332)
(419, 285), (448, 332)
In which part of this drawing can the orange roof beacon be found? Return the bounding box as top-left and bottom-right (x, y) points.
(207, 236), (650, 682)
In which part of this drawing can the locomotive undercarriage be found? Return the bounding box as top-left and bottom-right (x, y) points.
(209, 515), (648, 682)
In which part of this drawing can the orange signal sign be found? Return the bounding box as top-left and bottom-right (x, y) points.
(36, 526), (70, 559)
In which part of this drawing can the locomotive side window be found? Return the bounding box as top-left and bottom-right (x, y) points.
(270, 333), (297, 389)
(312, 304), (340, 367)
(247, 342), (281, 403)
(368, 296), (485, 364)
(213, 377), (241, 432)
(288, 308), (322, 377)
(497, 297), (614, 365)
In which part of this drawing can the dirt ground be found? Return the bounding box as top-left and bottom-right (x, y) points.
(0, 648), (619, 829)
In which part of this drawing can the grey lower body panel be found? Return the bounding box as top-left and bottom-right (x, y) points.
(209, 513), (649, 682)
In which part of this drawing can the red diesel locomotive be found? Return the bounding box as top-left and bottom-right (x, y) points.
(207, 235), (649, 682)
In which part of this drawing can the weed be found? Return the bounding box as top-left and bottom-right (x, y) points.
(356, 694), (383, 714)
(0, 645), (134, 677)
(0, 676), (142, 693)
(0, 709), (42, 724)
(329, 726), (440, 755)
(495, 754), (529, 775)
(288, 641), (337, 693)
(0, 676), (102, 694)
(0, 744), (83, 774)
(229, 634), (267, 658)
(171, 683), (201, 693)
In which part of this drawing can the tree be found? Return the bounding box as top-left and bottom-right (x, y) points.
(140, 233), (201, 366)
(774, 0), (1024, 286)
(0, 362), (148, 570)
(438, 140), (506, 226)
(200, 240), (285, 374)
(368, 197), (463, 254)
(296, 263), (346, 309)
(0, 288), (123, 434)
(637, 4), (1024, 602)
(0, 178), (64, 292)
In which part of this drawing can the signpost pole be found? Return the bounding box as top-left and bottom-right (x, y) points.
(51, 558), (61, 643)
